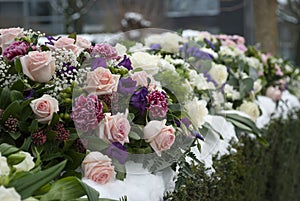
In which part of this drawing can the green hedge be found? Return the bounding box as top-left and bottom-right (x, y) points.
(166, 111), (300, 201)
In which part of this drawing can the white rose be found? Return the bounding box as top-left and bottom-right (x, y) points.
(239, 102), (260, 121)
(13, 151), (35, 172)
(245, 57), (263, 72)
(184, 97), (208, 128)
(130, 52), (160, 75)
(0, 186), (21, 201)
(208, 63), (228, 86)
(0, 153), (10, 176)
(253, 79), (262, 94)
(189, 70), (215, 90)
(115, 43), (127, 56)
(158, 59), (176, 72)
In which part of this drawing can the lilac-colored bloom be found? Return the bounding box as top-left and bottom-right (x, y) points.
(180, 118), (192, 128)
(130, 86), (148, 114)
(24, 89), (34, 100)
(192, 130), (204, 141)
(92, 57), (107, 71)
(3, 41), (29, 62)
(150, 44), (161, 51)
(204, 38), (216, 50)
(56, 62), (77, 81)
(118, 77), (137, 95)
(106, 142), (128, 164)
(91, 43), (119, 60)
(71, 94), (105, 133)
(45, 35), (61, 46)
(118, 55), (133, 70)
(147, 90), (168, 118)
(187, 46), (213, 60)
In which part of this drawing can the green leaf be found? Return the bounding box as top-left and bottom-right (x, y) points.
(29, 119), (39, 133)
(0, 87), (11, 109)
(49, 113), (60, 127)
(14, 58), (22, 73)
(7, 152), (26, 165)
(0, 143), (20, 156)
(2, 100), (21, 120)
(8, 131), (21, 140)
(68, 32), (77, 41)
(8, 160), (67, 199)
(78, 177), (100, 201)
(84, 136), (109, 152)
(11, 79), (25, 92)
(239, 78), (254, 98)
(128, 131), (141, 140)
(10, 90), (23, 102)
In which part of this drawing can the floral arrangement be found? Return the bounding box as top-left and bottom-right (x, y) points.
(0, 27), (298, 200)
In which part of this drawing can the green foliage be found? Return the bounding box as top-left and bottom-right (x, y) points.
(166, 111), (300, 201)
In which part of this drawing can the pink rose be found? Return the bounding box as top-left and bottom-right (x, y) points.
(143, 119), (175, 156)
(20, 51), (55, 83)
(82, 152), (115, 185)
(53, 37), (81, 56)
(75, 36), (91, 49)
(131, 71), (158, 90)
(99, 110), (130, 145)
(0, 27), (24, 51)
(30, 95), (59, 124)
(266, 86), (282, 102)
(86, 67), (120, 95)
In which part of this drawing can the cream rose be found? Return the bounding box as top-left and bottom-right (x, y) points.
(53, 37), (81, 56)
(266, 86), (282, 102)
(75, 36), (92, 49)
(131, 71), (159, 90)
(20, 51), (55, 83)
(30, 94), (59, 124)
(208, 63), (228, 86)
(99, 110), (130, 145)
(82, 152), (115, 185)
(86, 67), (120, 95)
(0, 186), (21, 201)
(144, 119), (176, 156)
(130, 52), (160, 75)
(0, 27), (24, 51)
(0, 153), (10, 176)
(184, 97), (208, 128)
(13, 151), (35, 172)
(239, 101), (260, 121)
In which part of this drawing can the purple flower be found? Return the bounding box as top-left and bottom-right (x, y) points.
(71, 94), (105, 133)
(147, 90), (168, 118)
(3, 41), (29, 62)
(56, 62), (77, 81)
(180, 118), (192, 128)
(92, 57), (107, 71)
(118, 55), (133, 70)
(24, 89), (34, 100)
(187, 47), (213, 60)
(204, 38), (216, 50)
(118, 77), (137, 95)
(192, 130), (204, 141)
(91, 43), (119, 60)
(204, 71), (218, 87)
(106, 142), (128, 164)
(45, 35), (61, 46)
(150, 44), (161, 51)
(130, 87), (148, 114)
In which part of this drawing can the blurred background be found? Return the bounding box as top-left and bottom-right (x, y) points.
(0, 0), (299, 65)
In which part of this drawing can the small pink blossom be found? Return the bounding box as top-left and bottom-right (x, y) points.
(266, 86), (282, 102)
(147, 90), (168, 118)
(131, 71), (158, 90)
(91, 43), (119, 60)
(3, 41), (29, 62)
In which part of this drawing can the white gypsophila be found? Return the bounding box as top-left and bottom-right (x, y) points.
(244, 57), (264, 72)
(0, 59), (18, 88)
(158, 59), (176, 72)
(189, 70), (215, 90)
(184, 97), (208, 128)
(212, 91), (225, 107)
(13, 151), (35, 172)
(208, 63), (228, 86)
(130, 52), (160, 75)
(164, 55), (187, 66)
(0, 153), (10, 176)
(239, 101), (260, 121)
(200, 47), (218, 59)
(253, 79), (263, 94)
(52, 48), (79, 69)
(224, 84), (240, 100)
(0, 186), (21, 201)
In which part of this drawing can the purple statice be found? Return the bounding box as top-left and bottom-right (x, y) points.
(147, 90), (168, 118)
(117, 77), (137, 95)
(91, 43), (120, 60)
(180, 118), (192, 128)
(3, 41), (29, 62)
(71, 94), (105, 133)
(24, 89), (34, 100)
(130, 86), (148, 114)
(150, 44), (161, 51)
(106, 142), (128, 164)
(45, 35), (61, 46)
(92, 57), (107, 71)
(204, 38), (216, 50)
(55, 122), (70, 142)
(118, 55), (133, 70)
(31, 129), (47, 146)
(204, 71), (218, 87)
(186, 46), (213, 60)
(56, 62), (78, 81)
